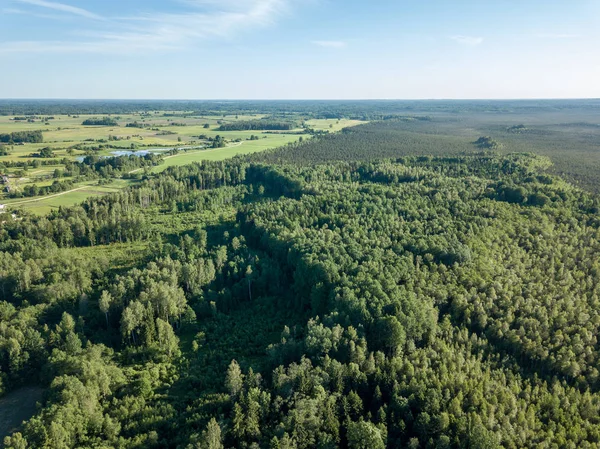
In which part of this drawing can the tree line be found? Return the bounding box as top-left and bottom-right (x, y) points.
(217, 120), (298, 132)
(0, 130), (43, 144)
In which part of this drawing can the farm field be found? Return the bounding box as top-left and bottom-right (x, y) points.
(0, 112), (265, 161)
(0, 114), (361, 161)
(1, 179), (135, 215)
(0, 113), (366, 213)
(304, 118), (365, 132)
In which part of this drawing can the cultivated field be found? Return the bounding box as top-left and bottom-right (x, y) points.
(0, 113), (366, 214)
(1, 180), (135, 215)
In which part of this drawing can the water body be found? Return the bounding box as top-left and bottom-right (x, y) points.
(111, 145), (205, 155)
(111, 150), (162, 157)
(76, 146), (205, 161)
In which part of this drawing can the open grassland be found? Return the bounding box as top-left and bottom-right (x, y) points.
(0, 114), (363, 158)
(0, 114), (363, 164)
(2, 179), (135, 215)
(0, 113), (254, 162)
(152, 135), (303, 172)
(305, 118), (366, 132)
(0, 114), (365, 214)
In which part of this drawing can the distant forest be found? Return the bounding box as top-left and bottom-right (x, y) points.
(2, 99), (600, 120)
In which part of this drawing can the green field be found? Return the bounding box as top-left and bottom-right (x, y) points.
(0, 113), (224, 162)
(0, 114), (357, 162)
(304, 118), (365, 132)
(151, 135), (303, 172)
(0, 114), (365, 214)
(1, 179), (135, 215)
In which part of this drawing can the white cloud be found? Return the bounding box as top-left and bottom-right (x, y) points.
(15, 0), (104, 20)
(0, 0), (297, 53)
(312, 40), (346, 48)
(450, 35), (484, 46)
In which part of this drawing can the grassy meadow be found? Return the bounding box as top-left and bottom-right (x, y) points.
(0, 113), (366, 214)
(1, 179), (136, 215)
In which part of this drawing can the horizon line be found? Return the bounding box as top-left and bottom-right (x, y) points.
(0, 97), (599, 102)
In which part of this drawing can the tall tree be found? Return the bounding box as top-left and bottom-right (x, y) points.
(226, 359), (244, 397)
(99, 290), (113, 329)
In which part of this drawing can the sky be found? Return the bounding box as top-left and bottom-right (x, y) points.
(0, 0), (599, 99)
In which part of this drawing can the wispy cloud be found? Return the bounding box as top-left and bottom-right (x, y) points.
(0, 0), (298, 54)
(312, 40), (346, 48)
(3, 6), (77, 20)
(15, 0), (104, 20)
(450, 35), (484, 46)
(534, 33), (580, 39)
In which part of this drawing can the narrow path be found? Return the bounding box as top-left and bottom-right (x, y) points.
(7, 186), (88, 205)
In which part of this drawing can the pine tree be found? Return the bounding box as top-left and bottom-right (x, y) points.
(99, 290), (113, 329)
(200, 418), (223, 449)
(226, 360), (244, 397)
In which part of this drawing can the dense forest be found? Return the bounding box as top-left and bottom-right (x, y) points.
(252, 117), (600, 194)
(2, 115), (600, 448)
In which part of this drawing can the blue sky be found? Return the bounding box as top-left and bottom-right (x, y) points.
(0, 0), (598, 99)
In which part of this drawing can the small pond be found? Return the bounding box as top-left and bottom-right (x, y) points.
(76, 146), (205, 162)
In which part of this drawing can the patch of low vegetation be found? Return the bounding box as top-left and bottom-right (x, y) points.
(474, 136), (502, 150)
(37, 147), (54, 158)
(507, 124), (527, 133)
